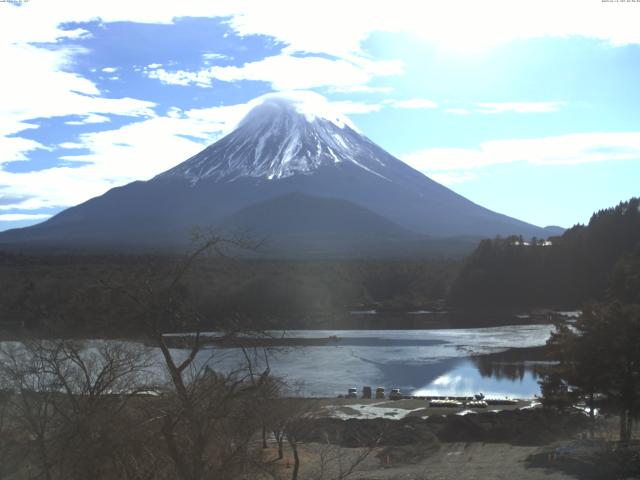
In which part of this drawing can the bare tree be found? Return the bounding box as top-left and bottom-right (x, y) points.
(304, 439), (379, 480)
(263, 396), (381, 480)
(0, 339), (155, 479)
(101, 230), (277, 480)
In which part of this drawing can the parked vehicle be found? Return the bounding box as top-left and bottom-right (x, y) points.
(375, 387), (385, 399)
(389, 388), (403, 400)
(362, 386), (372, 399)
(347, 388), (358, 399)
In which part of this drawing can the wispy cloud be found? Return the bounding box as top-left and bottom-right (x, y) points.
(145, 54), (404, 91)
(327, 85), (394, 94)
(0, 134), (46, 163)
(202, 52), (229, 60)
(442, 102), (566, 116)
(3, 1), (640, 59)
(1, 43), (156, 125)
(64, 113), (111, 125)
(146, 67), (213, 87)
(476, 101), (566, 114)
(402, 132), (640, 184)
(0, 213), (52, 221)
(0, 96), (267, 212)
(0, 42), (156, 169)
(330, 101), (383, 115)
(389, 98), (438, 109)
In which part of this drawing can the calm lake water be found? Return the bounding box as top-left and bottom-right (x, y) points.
(1, 324), (555, 399)
(193, 324), (555, 398)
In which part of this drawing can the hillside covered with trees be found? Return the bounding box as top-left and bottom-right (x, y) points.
(449, 197), (640, 309)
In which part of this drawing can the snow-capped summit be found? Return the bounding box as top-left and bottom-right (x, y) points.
(158, 91), (388, 183)
(237, 91), (358, 130)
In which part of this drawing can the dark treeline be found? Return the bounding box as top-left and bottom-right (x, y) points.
(0, 253), (459, 336)
(3, 197), (639, 336)
(450, 197), (640, 309)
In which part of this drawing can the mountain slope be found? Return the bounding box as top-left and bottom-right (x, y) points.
(220, 192), (413, 238)
(0, 91), (556, 254)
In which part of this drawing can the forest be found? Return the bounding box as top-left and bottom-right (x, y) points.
(0, 253), (459, 336)
(449, 197), (640, 309)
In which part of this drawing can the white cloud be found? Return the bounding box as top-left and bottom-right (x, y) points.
(476, 101), (566, 114)
(0, 9), (157, 174)
(226, 1), (640, 55)
(202, 52), (228, 60)
(101, 66), (117, 73)
(327, 85), (394, 94)
(390, 98), (438, 109)
(2, 0), (640, 59)
(441, 102), (566, 116)
(58, 142), (84, 149)
(146, 67), (214, 87)
(402, 132), (640, 174)
(57, 116), (217, 174)
(0, 166), (128, 212)
(0, 119), (45, 162)
(64, 113), (111, 125)
(0, 136), (47, 163)
(0, 102), (251, 212)
(145, 54), (404, 91)
(0, 41), (156, 164)
(329, 101), (383, 115)
(0, 213), (52, 221)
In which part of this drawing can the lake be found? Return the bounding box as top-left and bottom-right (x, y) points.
(0, 323), (555, 399)
(194, 324), (555, 398)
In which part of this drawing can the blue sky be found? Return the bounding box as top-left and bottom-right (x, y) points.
(1, 0), (639, 232)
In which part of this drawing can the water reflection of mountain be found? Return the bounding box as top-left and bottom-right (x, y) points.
(471, 347), (554, 382)
(356, 356), (464, 392)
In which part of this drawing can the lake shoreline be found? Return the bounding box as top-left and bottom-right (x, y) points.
(0, 307), (577, 342)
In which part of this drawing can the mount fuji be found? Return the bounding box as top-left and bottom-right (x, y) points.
(0, 92), (560, 256)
